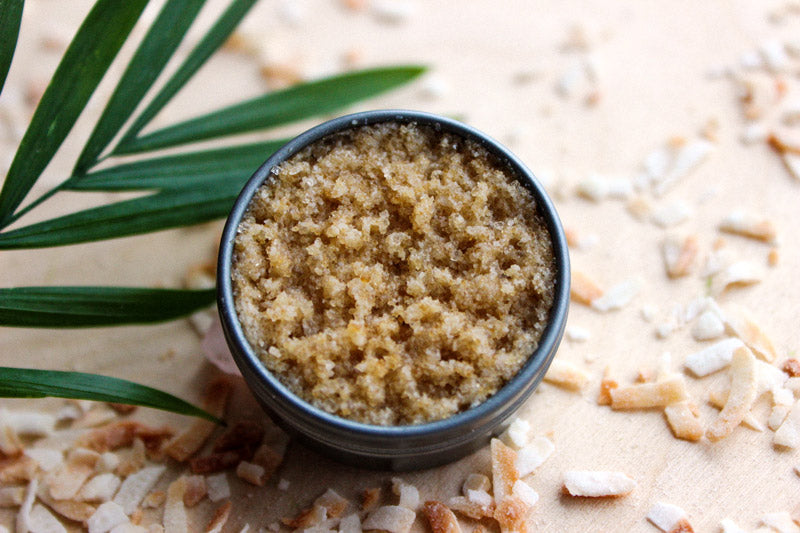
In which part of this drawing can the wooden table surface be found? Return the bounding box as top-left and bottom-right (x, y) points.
(2, 1), (799, 531)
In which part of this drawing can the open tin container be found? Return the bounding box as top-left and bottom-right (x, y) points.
(217, 110), (570, 471)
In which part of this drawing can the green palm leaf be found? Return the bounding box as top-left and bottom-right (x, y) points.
(73, 0), (206, 174)
(0, 286), (215, 327)
(67, 138), (287, 191)
(0, 0), (149, 224)
(0, 367), (222, 423)
(0, 185), (239, 249)
(114, 65), (426, 155)
(0, 0), (23, 96)
(117, 0), (258, 146)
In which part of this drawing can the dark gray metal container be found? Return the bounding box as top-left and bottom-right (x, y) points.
(217, 110), (570, 471)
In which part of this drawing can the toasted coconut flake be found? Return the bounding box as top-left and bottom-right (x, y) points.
(494, 495), (529, 533)
(446, 496), (494, 520)
(315, 488), (350, 518)
(362, 505), (415, 533)
(563, 470), (635, 498)
(79, 473), (121, 502)
(597, 367), (618, 406)
(73, 406), (118, 429)
(544, 360), (589, 391)
(662, 235), (698, 278)
(774, 400), (800, 448)
(235, 461), (265, 486)
(182, 475), (206, 507)
(163, 478), (188, 533)
(760, 511), (800, 533)
(707, 346), (758, 441)
(281, 503), (326, 529)
(87, 502), (128, 533)
(115, 438), (146, 477)
(165, 380), (231, 461)
(651, 201), (692, 228)
(29, 504), (67, 533)
(205, 473), (230, 503)
(565, 326), (590, 342)
(110, 524), (147, 533)
(502, 417), (531, 449)
(664, 401), (703, 441)
(511, 480), (539, 507)
(97, 452), (120, 474)
(0, 453), (37, 483)
(361, 487), (381, 512)
(79, 421), (173, 454)
(3, 410), (55, 437)
(725, 307), (777, 362)
(783, 359), (800, 378)
(491, 439), (519, 503)
(213, 421), (263, 454)
(591, 280), (639, 312)
(647, 502), (694, 532)
(37, 492), (96, 522)
(684, 338), (744, 377)
(462, 473), (491, 495)
(516, 436), (555, 477)
(188, 450), (243, 474)
(691, 310), (725, 341)
(654, 139), (714, 196)
(423, 501), (461, 533)
(719, 211), (777, 242)
(204, 501), (231, 533)
(46, 448), (99, 500)
(338, 513), (361, 533)
(610, 376), (688, 409)
(16, 479), (37, 533)
(0, 485), (25, 507)
(391, 478), (419, 511)
(251, 443), (283, 481)
(113, 465), (166, 515)
(24, 448), (64, 472)
(711, 261), (763, 295)
(570, 270), (603, 305)
(782, 152), (800, 181)
(141, 490), (165, 509)
(0, 411), (22, 456)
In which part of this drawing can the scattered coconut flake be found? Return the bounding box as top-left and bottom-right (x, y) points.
(707, 346), (759, 441)
(338, 514), (361, 533)
(79, 473), (121, 503)
(422, 501), (461, 533)
(371, 0), (414, 24)
(655, 323), (674, 339)
(768, 247), (780, 266)
(164, 478), (188, 533)
(362, 505), (415, 533)
(556, 61), (586, 97)
(654, 139), (714, 196)
(182, 475), (206, 508)
(315, 488), (350, 518)
(782, 153), (800, 181)
(725, 307), (777, 362)
(466, 489), (492, 507)
(204, 501), (232, 533)
(684, 338), (744, 377)
(16, 479), (37, 533)
(562, 470), (635, 497)
(462, 473), (491, 495)
(691, 310), (725, 341)
(46, 447), (99, 500)
(740, 49), (763, 69)
(28, 504), (67, 533)
(113, 465), (166, 515)
(609, 376), (688, 409)
(493, 495), (529, 532)
(281, 503), (326, 529)
(165, 379), (231, 461)
(647, 501), (694, 533)
(576, 175), (609, 201)
(236, 461), (265, 486)
(511, 480), (539, 507)
(591, 279), (639, 312)
(664, 401), (704, 442)
(761, 39), (790, 72)
(502, 417), (531, 449)
(761, 511), (800, 533)
(661, 234), (698, 279)
(87, 502), (128, 533)
(597, 367), (619, 406)
(205, 473), (230, 503)
(571, 270), (604, 305)
(361, 488), (381, 512)
(720, 518), (748, 533)
(544, 359), (590, 391)
(740, 122), (769, 144)
(24, 448), (63, 472)
(0, 486), (25, 507)
(651, 201), (692, 228)
(3, 410), (55, 437)
(516, 436), (555, 477)
(774, 400), (800, 448)
(447, 495), (493, 520)
(566, 326), (590, 342)
(719, 211), (777, 242)
(640, 305), (657, 322)
(491, 438), (519, 503)
(419, 75), (450, 100)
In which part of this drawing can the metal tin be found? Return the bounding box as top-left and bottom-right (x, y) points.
(217, 110), (570, 471)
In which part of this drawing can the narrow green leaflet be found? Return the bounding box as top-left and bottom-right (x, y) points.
(115, 65), (426, 155)
(0, 367), (222, 423)
(117, 0), (258, 147)
(0, 0), (149, 225)
(67, 139), (287, 191)
(0, 186), (240, 249)
(73, 0), (206, 174)
(0, 0), (23, 96)
(0, 286), (215, 327)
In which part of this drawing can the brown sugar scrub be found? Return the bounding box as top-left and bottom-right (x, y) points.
(231, 122), (556, 425)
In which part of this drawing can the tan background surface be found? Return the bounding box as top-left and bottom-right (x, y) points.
(2, 0), (800, 531)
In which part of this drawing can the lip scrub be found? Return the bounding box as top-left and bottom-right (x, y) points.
(218, 110), (569, 470)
